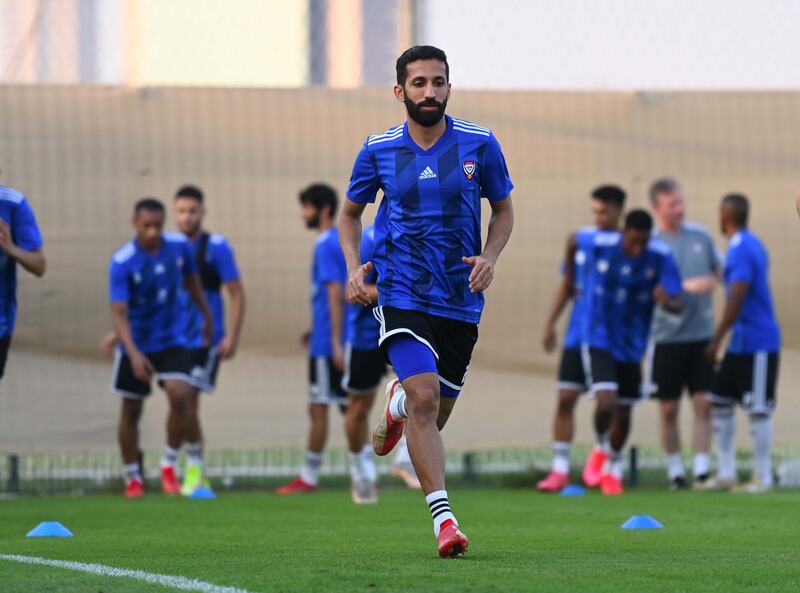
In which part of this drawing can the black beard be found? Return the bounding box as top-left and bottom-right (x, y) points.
(305, 213), (321, 230)
(404, 96), (447, 127)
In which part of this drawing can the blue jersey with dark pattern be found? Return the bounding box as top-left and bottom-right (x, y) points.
(109, 233), (196, 354)
(310, 228), (347, 357)
(589, 240), (683, 363)
(724, 230), (780, 354)
(563, 228), (620, 349)
(346, 116), (514, 324)
(179, 233), (240, 349)
(345, 225), (380, 350)
(0, 187), (43, 338)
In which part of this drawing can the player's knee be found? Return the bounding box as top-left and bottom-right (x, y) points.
(557, 395), (577, 415)
(347, 398), (370, 422)
(661, 402), (679, 423)
(406, 384), (439, 420)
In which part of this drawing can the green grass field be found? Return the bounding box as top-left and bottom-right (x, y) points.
(1, 487), (799, 593)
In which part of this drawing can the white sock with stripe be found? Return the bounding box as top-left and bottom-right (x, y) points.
(124, 462), (142, 484)
(389, 385), (408, 420)
(361, 445), (378, 482)
(300, 451), (322, 486)
(750, 414), (773, 487)
(161, 445), (179, 468)
(667, 452), (685, 480)
(693, 453), (711, 478)
(712, 406), (736, 481)
(426, 490), (457, 536)
(552, 441), (571, 474)
(186, 442), (203, 466)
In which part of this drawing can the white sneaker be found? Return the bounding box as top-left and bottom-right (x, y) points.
(351, 478), (378, 504)
(692, 475), (737, 492)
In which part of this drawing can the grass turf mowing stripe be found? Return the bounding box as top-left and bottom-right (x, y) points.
(0, 554), (256, 593)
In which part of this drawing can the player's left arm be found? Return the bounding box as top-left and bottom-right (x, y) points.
(327, 281), (345, 371)
(184, 273), (213, 346)
(0, 201), (46, 277)
(654, 252), (684, 314)
(706, 281), (748, 363)
(214, 240), (246, 360)
(463, 197), (514, 293)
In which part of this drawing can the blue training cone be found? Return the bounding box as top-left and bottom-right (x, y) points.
(27, 521), (73, 537)
(559, 485), (587, 496)
(621, 515), (663, 530)
(189, 487), (217, 500)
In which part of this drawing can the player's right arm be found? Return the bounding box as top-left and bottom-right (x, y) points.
(542, 233), (578, 353)
(0, 199), (46, 277)
(109, 259), (152, 381)
(339, 200), (372, 306)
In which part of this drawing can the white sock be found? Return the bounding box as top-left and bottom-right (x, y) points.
(299, 451), (322, 486)
(750, 414), (773, 487)
(361, 445), (378, 482)
(693, 453), (711, 478)
(596, 432), (611, 453)
(124, 462), (142, 483)
(393, 436), (411, 465)
(186, 442), (203, 466)
(388, 384), (408, 420)
(667, 452), (685, 480)
(606, 450), (624, 480)
(426, 490), (457, 536)
(712, 407), (737, 481)
(161, 445), (179, 468)
(552, 441), (571, 474)
(349, 451), (367, 482)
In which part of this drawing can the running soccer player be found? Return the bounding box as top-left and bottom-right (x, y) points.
(340, 46), (514, 557)
(588, 209), (682, 495)
(0, 186), (46, 386)
(538, 185), (625, 493)
(704, 194), (780, 493)
(171, 185), (245, 495)
(276, 184), (349, 495)
(109, 198), (212, 498)
(647, 178), (718, 490)
(342, 223), (419, 504)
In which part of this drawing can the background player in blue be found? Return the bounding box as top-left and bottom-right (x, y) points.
(339, 46), (514, 558)
(705, 194), (781, 493)
(588, 210), (682, 495)
(538, 185), (625, 493)
(0, 186), (46, 386)
(172, 185), (246, 496)
(341, 224), (419, 504)
(276, 184), (349, 495)
(109, 198), (212, 498)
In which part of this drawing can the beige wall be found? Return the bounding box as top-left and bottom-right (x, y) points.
(1, 87), (798, 372)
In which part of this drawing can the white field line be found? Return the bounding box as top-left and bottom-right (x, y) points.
(0, 554), (257, 593)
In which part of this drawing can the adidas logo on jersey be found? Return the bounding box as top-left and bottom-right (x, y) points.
(418, 166), (437, 180)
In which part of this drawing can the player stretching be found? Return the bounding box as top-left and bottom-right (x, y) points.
(589, 210), (682, 495)
(340, 46), (514, 557)
(342, 223), (419, 504)
(0, 186), (46, 386)
(109, 199), (212, 498)
(538, 186), (625, 492)
(704, 194), (780, 493)
(276, 184), (348, 495)
(171, 185), (245, 495)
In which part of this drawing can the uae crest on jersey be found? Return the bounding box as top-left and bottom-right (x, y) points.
(462, 160), (476, 180)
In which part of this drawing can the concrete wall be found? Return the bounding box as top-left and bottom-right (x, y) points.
(1, 86), (798, 372)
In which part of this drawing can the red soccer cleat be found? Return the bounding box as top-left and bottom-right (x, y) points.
(125, 479), (144, 499)
(161, 465), (180, 495)
(372, 379), (406, 456)
(582, 448), (609, 488)
(536, 470), (570, 493)
(274, 477), (317, 495)
(437, 519), (469, 559)
(601, 473), (624, 496)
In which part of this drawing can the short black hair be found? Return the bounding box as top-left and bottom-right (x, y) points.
(722, 193), (749, 227)
(299, 183), (338, 216)
(175, 184), (203, 203)
(625, 209), (653, 232)
(396, 45), (449, 86)
(134, 197), (165, 215)
(591, 185), (626, 209)
(649, 177), (681, 205)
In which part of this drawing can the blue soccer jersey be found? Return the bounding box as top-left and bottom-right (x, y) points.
(109, 232), (197, 354)
(0, 187), (43, 338)
(563, 228), (620, 349)
(179, 233), (240, 349)
(345, 224), (380, 350)
(310, 227), (347, 357)
(346, 116), (514, 324)
(592, 240), (683, 363)
(724, 230), (780, 354)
